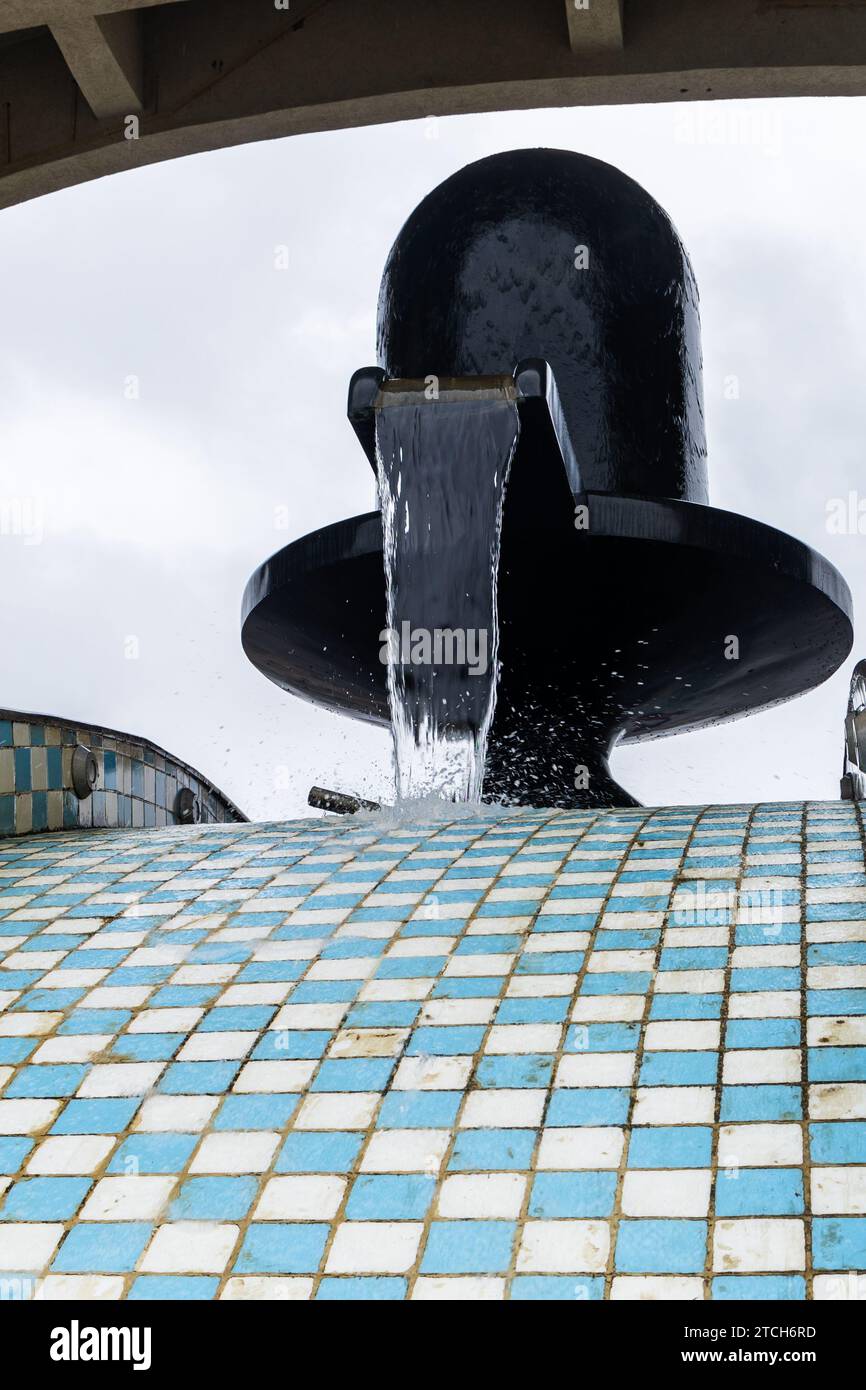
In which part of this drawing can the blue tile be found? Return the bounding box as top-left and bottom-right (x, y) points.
(159, 1062), (241, 1094)
(235, 1223), (328, 1274)
(171, 1177), (257, 1221)
(725, 1018), (800, 1049)
(476, 1054), (554, 1089)
(813, 1218), (866, 1270)
(448, 1130), (535, 1171)
(311, 1058), (395, 1092)
(421, 1221), (515, 1274)
(627, 1127), (713, 1169)
(720, 1085), (801, 1123)
(615, 1220), (707, 1274)
(639, 1052), (717, 1086)
(377, 1091), (462, 1129)
(529, 1171), (618, 1218)
(0, 1137), (34, 1174)
(809, 1122), (866, 1165)
(107, 1134), (198, 1174)
(214, 1094), (298, 1131)
(1, 1177), (91, 1221)
(712, 1275), (806, 1300)
(51, 1100), (141, 1135)
(809, 1047), (866, 1082)
(715, 1168), (804, 1216)
(406, 1027), (485, 1056)
(52, 1223), (152, 1273)
(546, 1088), (630, 1127)
(275, 1131), (363, 1174)
(346, 1175), (435, 1220)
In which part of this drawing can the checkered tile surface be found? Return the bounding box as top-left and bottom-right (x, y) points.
(0, 801), (864, 1301)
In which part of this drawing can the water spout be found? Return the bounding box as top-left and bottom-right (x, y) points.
(374, 384), (520, 802)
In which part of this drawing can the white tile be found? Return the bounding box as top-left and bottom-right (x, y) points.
(0, 1099), (61, 1134)
(654, 970), (725, 994)
(189, 1131), (280, 1174)
(26, 1134), (116, 1175)
(571, 996), (645, 1023)
(813, 1273), (866, 1301)
(536, 1127), (624, 1171)
(360, 1129), (450, 1175)
(0, 1222), (63, 1271)
(506, 975), (576, 997)
(622, 1169), (711, 1217)
(128, 1008), (204, 1034)
(812, 1167), (866, 1215)
(294, 1093), (378, 1130)
(437, 1173), (526, 1219)
(233, 1060), (316, 1093)
(326, 1221), (423, 1274)
(178, 1032), (256, 1062)
(0, 1012), (61, 1037)
(460, 1090), (545, 1128)
(556, 1053), (636, 1087)
(77, 1063), (164, 1097)
(36, 1274), (125, 1300)
(808, 1016), (866, 1047)
(81, 1176), (175, 1221)
(411, 1276), (504, 1300)
(31, 1035), (112, 1064)
(133, 1095), (218, 1132)
(712, 1218), (804, 1273)
(392, 1056), (473, 1091)
(809, 965), (866, 990)
(419, 1000), (496, 1027)
(632, 1087), (715, 1125)
(140, 1221), (239, 1274)
(358, 980), (432, 1002)
(810, 1083), (866, 1120)
(254, 1175), (345, 1220)
(611, 1276), (703, 1301)
(727, 991), (800, 1019)
(221, 1277), (313, 1300)
(722, 1049), (800, 1085)
(270, 1003), (348, 1031)
(328, 1028), (408, 1059)
(516, 1220), (609, 1273)
(587, 949), (655, 973)
(444, 954), (514, 978)
(484, 1024), (562, 1054)
(644, 1020), (720, 1051)
(717, 1124), (803, 1168)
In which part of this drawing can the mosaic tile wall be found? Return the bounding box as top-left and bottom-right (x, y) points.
(0, 712), (245, 838)
(0, 800), (864, 1301)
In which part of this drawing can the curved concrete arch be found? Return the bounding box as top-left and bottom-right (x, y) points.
(1, 0), (866, 210)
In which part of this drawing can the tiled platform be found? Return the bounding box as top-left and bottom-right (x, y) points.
(0, 801), (864, 1301)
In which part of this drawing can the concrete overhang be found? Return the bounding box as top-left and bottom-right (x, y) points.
(1, 0), (866, 209)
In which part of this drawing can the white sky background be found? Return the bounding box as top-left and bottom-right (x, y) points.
(0, 96), (865, 819)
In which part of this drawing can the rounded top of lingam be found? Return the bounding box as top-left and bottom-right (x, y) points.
(377, 147), (708, 505)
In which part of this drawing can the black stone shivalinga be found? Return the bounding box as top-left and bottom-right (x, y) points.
(242, 149), (853, 807)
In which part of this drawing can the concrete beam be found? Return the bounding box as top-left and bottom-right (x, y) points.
(0, 0), (189, 32)
(2, 0), (866, 211)
(49, 10), (144, 117)
(566, 0), (624, 52)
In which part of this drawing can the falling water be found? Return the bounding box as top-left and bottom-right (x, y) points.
(375, 389), (520, 801)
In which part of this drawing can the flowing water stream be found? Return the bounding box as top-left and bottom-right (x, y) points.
(375, 390), (520, 802)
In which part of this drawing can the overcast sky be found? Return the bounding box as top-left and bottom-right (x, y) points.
(1, 96), (865, 819)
